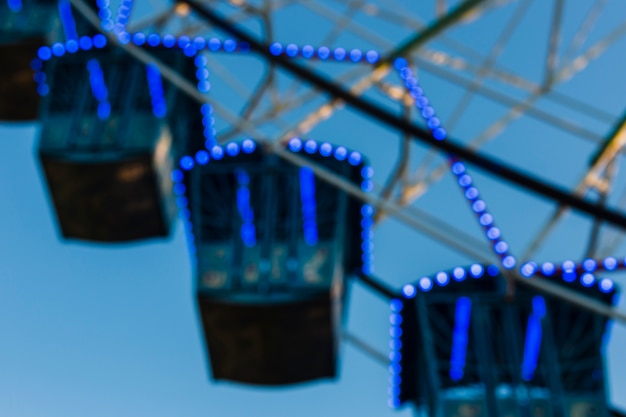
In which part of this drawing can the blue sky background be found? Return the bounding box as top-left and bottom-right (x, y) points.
(3, 1), (626, 416)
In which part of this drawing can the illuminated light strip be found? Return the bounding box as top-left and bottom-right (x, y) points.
(86, 58), (110, 120)
(450, 296), (472, 381)
(96, 0), (114, 31)
(193, 54), (217, 149)
(31, 58), (50, 96)
(7, 0), (22, 12)
(145, 64), (167, 118)
(388, 298), (403, 409)
(521, 295), (546, 381)
(393, 58), (516, 270)
(269, 42), (379, 64)
(114, 0), (133, 43)
(299, 166), (319, 246)
(58, 0), (79, 42)
(236, 171), (257, 247)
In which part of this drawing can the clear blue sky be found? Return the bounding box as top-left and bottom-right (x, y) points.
(2, 1), (626, 416)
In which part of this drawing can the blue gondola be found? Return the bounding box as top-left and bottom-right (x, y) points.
(178, 138), (372, 385)
(37, 44), (198, 242)
(392, 265), (618, 416)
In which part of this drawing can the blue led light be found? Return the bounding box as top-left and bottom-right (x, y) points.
(194, 37), (206, 50)
(224, 39), (237, 52)
(286, 44), (298, 57)
(421, 106), (435, 119)
(86, 59), (110, 120)
(465, 187), (479, 200)
(389, 339), (402, 350)
(361, 166), (374, 178)
(521, 262), (537, 277)
(427, 117), (441, 129)
(288, 137), (303, 152)
(487, 265), (500, 276)
(302, 45), (314, 58)
(242, 139), (256, 153)
(541, 262), (555, 276)
(8, 0), (21, 12)
(389, 313), (402, 326)
(394, 57), (408, 70)
(562, 260), (575, 271)
(390, 299), (403, 313)
(147, 34), (160, 46)
(304, 139), (317, 154)
(348, 151), (363, 166)
(176, 195), (188, 208)
(562, 271), (576, 283)
(35, 78), (49, 96)
(472, 200), (486, 213)
(334, 146), (348, 161)
(366, 50), (379, 64)
(600, 278), (614, 293)
(604, 257), (618, 270)
(180, 155), (194, 170)
(226, 142), (240, 156)
(269, 42), (283, 56)
(479, 213), (494, 226)
(319, 142), (333, 156)
(195, 150), (209, 165)
(581, 273), (595, 287)
(453, 267), (466, 281)
(163, 34), (176, 48)
(418, 277), (433, 291)
(389, 327), (402, 339)
(350, 49), (362, 62)
(469, 264), (483, 278)
(37, 46), (52, 61)
(208, 38), (221, 51)
(436, 271), (449, 286)
(433, 128), (447, 140)
(458, 174), (472, 187)
(211, 146), (224, 160)
(582, 258), (598, 272)
(450, 296), (472, 382)
(451, 162), (466, 175)
(318, 46), (330, 60)
(402, 284), (416, 298)
(63, 40), (79, 53)
(59, 0), (79, 42)
(93, 34), (107, 48)
(237, 171), (257, 247)
(486, 227), (501, 240)
(334, 48), (346, 61)
(177, 36), (191, 48)
(130, 33), (145, 46)
(52, 43), (65, 57)
(299, 167), (319, 246)
(183, 45), (196, 57)
(145, 64), (167, 118)
(171, 169), (183, 183)
(521, 296), (546, 381)
(502, 255), (516, 269)
(173, 183), (186, 195)
(494, 241), (508, 254)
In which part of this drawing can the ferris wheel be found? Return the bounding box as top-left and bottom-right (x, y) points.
(3, 0), (626, 416)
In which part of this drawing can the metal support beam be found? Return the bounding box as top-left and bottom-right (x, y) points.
(185, 0), (626, 231)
